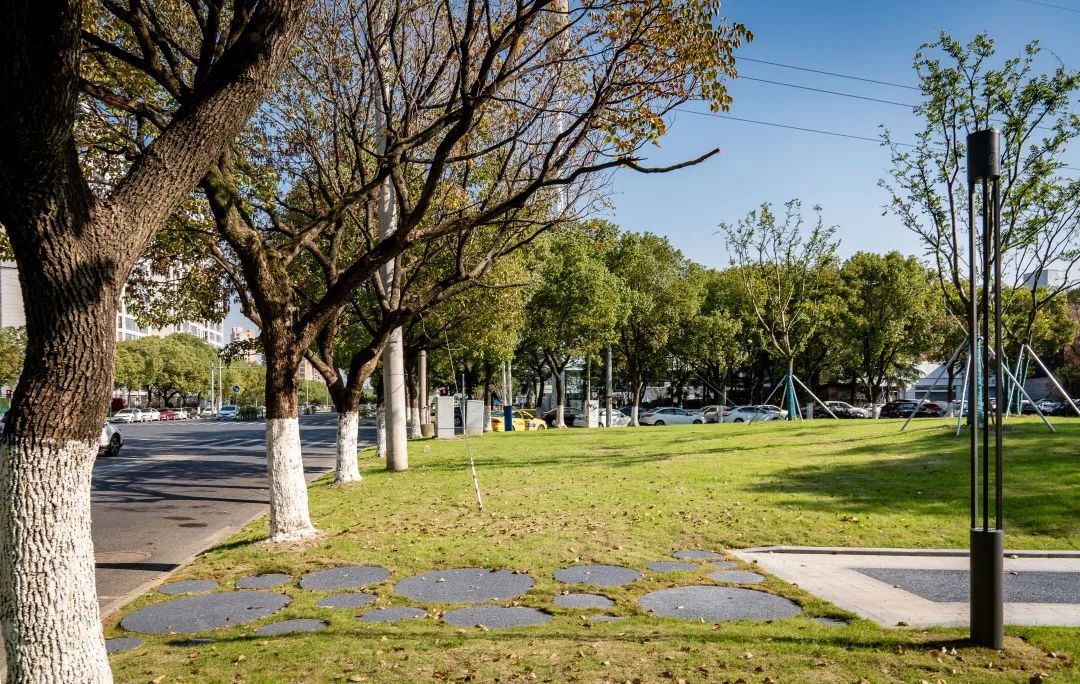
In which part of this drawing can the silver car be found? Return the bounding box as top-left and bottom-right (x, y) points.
(99, 422), (123, 457)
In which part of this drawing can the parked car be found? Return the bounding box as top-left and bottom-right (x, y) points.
(216, 404), (240, 421)
(99, 422), (123, 457)
(879, 400), (947, 418)
(1050, 400), (1079, 417)
(159, 408), (179, 420)
(492, 408), (546, 431)
(143, 408), (160, 421)
(638, 407), (705, 425)
(542, 407), (582, 427)
(813, 401), (870, 419)
(699, 405), (728, 423)
(573, 408), (631, 428)
(759, 404), (789, 418)
(110, 408), (144, 423)
(721, 405), (782, 423)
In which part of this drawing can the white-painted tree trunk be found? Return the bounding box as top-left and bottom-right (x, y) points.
(334, 410), (361, 483)
(631, 402), (640, 427)
(483, 401), (492, 432)
(0, 439), (112, 682)
(381, 328), (408, 471)
(266, 418), (316, 542)
(376, 408), (386, 458)
(410, 403), (422, 439)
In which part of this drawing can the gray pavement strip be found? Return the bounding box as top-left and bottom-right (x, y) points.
(395, 568), (534, 603)
(120, 591), (291, 634)
(639, 586), (801, 622)
(553, 564), (643, 588)
(854, 567), (1080, 604)
(443, 606), (552, 628)
(254, 619), (327, 636)
(358, 607), (427, 623)
(315, 592), (377, 609)
(672, 550), (728, 561)
(105, 637), (143, 654)
(159, 580), (219, 595)
(553, 593), (615, 609)
(815, 617), (849, 627)
(236, 573), (292, 590)
(647, 561), (699, 573)
(708, 570), (766, 584)
(299, 565), (391, 591)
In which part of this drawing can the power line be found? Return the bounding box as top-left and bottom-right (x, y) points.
(1016, 0), (1080, 12)
(741, 76), (917, 109)
(737, 56), (921, 91)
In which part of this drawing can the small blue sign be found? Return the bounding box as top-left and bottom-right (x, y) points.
(232, 385), (241, 393)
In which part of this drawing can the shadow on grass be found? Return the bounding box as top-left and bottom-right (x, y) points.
(750, 423), (1080, 542)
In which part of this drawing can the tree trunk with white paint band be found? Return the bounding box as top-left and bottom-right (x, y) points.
(381, 327), (409, 471)
(265, 417), (315, 541)
(376, 408), (387, 458)
(334, 410), (361, 483)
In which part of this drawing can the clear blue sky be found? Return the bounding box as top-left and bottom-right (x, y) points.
(608, 0), (1080, 268)
(227, 0), (1080, 331)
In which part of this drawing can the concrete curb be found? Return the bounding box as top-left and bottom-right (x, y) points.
(739, 545), (1080, 559)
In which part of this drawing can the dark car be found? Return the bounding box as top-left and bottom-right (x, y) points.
(810, 401), (869, 419)
(1050, 401), (1079, 417)
(880, 400), (947, 419)
(542, 407), (582, 427)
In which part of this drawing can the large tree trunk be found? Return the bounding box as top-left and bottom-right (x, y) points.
(630, 374), (643, 426)
(334, 397), (361, 483)
(407, 369), (422, 439)
(552, 365), (566, 428)
(263, 341), (315, 542)
(382, 328), (408, 470)
(1, 254), (120, 682)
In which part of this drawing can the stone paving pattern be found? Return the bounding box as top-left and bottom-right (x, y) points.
(236, 574), (292, 590)
(553, 593), (615, 608)
(159, 580), (218, 595)
(647, 561), (699, 573)
(443, 607), (552, 628)
(396, 568), (534, 603)
(315, 592), (377, 609)
(640, 586), (802, 622)
(358, 607), (427, 623)
(255, 619), (327, 636)
(553, 564), (643, 587)
(299, 566), (390, 591)
(105, 638), (143, 653)
(855, 567), (1080, 604)
(121, 591), (291, 634)
(708, 570), (766, 584)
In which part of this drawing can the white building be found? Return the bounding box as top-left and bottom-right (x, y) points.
(1022, 269), (1067, 290)
(229, 326), (261, 363)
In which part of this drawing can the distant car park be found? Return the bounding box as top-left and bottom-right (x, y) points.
(720, 405), (782, 423)
(638, 407), (704, 425)
(111, 408), (144, 423)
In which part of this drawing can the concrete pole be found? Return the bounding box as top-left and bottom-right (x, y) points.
(605, 346), (612, 428)
(418, 350), (428, 426)
(504, 359), (515, 431)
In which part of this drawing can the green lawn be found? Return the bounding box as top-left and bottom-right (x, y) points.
(108, 418), (1080, 683)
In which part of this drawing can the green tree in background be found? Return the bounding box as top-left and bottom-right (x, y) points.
(0, 327), (27, 391)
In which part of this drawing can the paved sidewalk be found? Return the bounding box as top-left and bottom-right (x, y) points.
(734, 546), (1080, 628)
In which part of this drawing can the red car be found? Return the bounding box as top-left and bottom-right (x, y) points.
(159, 408), (179, 420)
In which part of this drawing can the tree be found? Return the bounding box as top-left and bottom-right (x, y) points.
(607, 232), (694, 424)
(718, 200), (839, 415)
(0, 327), (27, 390)
(0, 0), (311, 675)
(836, 252), (944, 405)
(524, 232), (623, 427)
(881, 33), (1080, 364)
(666, 266), (743, 405)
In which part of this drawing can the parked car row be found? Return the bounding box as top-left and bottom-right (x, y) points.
(111, 406), (223, 423)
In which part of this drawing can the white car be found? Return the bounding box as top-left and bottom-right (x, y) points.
(638, 407), (705, 426)
(143, 408), (161, 421)
(216, 405), (240, 421)
(573, 409), (632, 428)
(99, 422), (123, 457)
(699, 405), (728, 423)
(111, 408), (144, 423)
(721, 405), (782, 423)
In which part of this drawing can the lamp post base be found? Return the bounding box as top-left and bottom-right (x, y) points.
(970, 528), (1004, 649)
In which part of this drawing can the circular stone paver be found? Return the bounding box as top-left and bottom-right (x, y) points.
(672, 550), (727, 561)
(236, 573), (292, 590)
(443, 607), (551, 628)
(708, 570), (765, 584)
(395, 568), (533, 603)
(553, 565), (642, 588)
(358, 607), (427, 623)
(553, 593), (615, 609)
(120, 591), (291, 634)
(640, 586), (800, 623)
(299, 566), (390, 591)
(315, 592), (377, 609)
(255, 619), (327, 636)
(647, 561), (699, 573)
(159, 580), (218, 595)
(815, 617), (848, 627)
(105, 637), (143, 654)
(706, 561), (738, 569)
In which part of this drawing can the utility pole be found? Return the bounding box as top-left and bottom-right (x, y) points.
(418, 350), (428, 429)
(605, 345), (613, 428)
(583, 356), (591, 422)
(503, 359), (514, 431)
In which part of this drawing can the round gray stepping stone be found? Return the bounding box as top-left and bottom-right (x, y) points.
(315, 592), (377, 609)
(640, 586), (800, 622)
(120, 591), (290, 634)
(299, 566), (390, 591)
(647, 561), (698, 573)
(815, 617), (848, 627)
(105, 637), (142, 653)
(395, 568), (533, 603)
(443, 606), (551, 628)
(673, 550), (727, 561)
(706, 561), (738, 569)
(236, 573), (291, 589)
(554, 564), (642, 587)
(358, 607), (427, 623)
(708, 570), (765, 584)
(586, 615), (626, 623)
(254, 619), (327, 636)
(553, 593), (614, 608)
(160, 580), (218, 595)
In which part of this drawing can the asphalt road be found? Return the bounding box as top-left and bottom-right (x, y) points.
(92, 413), (374, 616)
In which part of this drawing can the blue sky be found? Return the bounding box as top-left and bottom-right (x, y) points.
(227, 0), (1080, 331)
(608, 0), (1080, 268)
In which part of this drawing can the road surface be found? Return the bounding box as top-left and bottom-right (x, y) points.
(92, 413), (373, 616)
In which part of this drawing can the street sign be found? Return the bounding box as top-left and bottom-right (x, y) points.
(231, 385), (240, 394)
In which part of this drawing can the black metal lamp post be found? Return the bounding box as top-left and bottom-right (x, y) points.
(966, 129), (1004, 649)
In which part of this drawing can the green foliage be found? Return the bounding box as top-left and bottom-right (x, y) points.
(114, 333), (218, 405)
(222, 362), (267, 406)
(0, 327), (26, 389)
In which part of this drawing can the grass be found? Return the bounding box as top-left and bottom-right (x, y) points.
(107, 417), (1080, 683)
